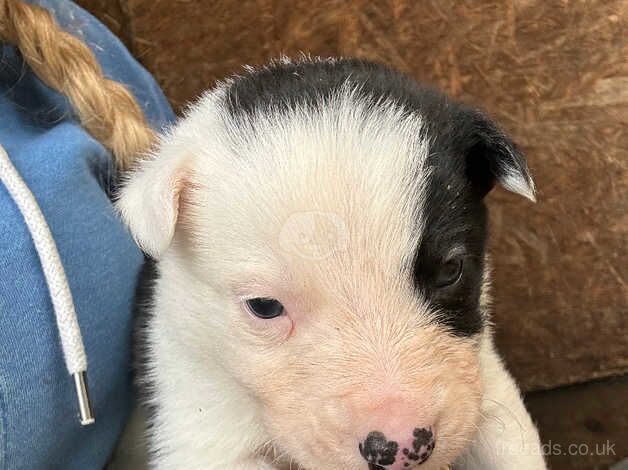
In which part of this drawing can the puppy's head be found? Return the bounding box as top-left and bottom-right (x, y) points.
(118, 58), (534, 469)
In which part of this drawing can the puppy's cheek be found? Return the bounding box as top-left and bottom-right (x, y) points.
(239, 311), (294, 344)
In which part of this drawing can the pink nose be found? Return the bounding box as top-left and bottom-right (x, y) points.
(358, 426), (435, 469)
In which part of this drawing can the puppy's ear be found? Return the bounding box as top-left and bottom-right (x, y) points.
(116, 154), (188, 259)
(460, 109), (536, 202)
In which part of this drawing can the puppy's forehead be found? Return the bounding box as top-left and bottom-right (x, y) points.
(177, 58), (490, 334)
(215, 72), (433, 277)
(186, 60), (482, 288)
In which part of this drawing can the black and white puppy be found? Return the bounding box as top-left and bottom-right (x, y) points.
(116, 57), (546, 470)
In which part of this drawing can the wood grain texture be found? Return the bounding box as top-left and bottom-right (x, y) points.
(77, 0), (628, 392)
(525, 376), (628, 469)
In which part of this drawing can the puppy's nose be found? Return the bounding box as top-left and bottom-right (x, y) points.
(358, 426), (435, 469)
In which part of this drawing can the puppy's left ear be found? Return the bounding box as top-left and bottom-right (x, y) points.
(460, 109), (536, 202)
(116, 153), (189, 259)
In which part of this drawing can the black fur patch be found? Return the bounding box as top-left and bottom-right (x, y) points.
(411, 88), (526, 336)
(225, 57), (448, 121)
(223, 58), (528, 336)
(412, 128), (490, 336)
(131, 258), (160, 448)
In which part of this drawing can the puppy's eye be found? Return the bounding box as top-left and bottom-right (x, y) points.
(435, 258), (464, 288)
(245, 297), (285, 319)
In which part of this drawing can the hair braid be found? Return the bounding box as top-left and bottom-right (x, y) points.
(0, 0), (155, 170)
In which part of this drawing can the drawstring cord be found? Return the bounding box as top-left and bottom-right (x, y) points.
(0, 143), (94, 426)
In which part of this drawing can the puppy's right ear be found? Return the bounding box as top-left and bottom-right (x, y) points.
(116, 155), (187, 259)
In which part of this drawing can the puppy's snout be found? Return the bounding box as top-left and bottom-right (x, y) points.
(357, 402), (436, 469)
(358, 426), (435, 469)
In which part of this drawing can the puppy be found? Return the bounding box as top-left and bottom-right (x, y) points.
(116, 57), (546, 470)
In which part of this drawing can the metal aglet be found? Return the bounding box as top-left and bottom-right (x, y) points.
(73, 371), (95, 425)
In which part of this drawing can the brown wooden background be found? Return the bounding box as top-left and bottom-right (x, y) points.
(77, 1), (628, 468)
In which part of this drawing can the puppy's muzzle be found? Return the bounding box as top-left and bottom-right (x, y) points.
(359, 426), (435, 469)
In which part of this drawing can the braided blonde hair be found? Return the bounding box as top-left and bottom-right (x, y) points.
(0, 0), (155, 170)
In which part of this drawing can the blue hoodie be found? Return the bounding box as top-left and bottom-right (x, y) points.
(0, 1), (175, 468)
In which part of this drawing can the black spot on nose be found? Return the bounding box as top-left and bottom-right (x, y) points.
(359, 431), (399, 469)
(401, 427), (435, 466)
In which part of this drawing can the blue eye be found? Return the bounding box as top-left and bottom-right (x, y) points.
(245, 297), (285, 319)
(435, 258), (464, 288)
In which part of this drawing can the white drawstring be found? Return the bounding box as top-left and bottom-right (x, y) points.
(0, 143), (94, 425)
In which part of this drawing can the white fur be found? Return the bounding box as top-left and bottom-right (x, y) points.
(115, 69), (545, 470)
(116, 138), (186, 259)
(455, 331), (546, 468)
(500, 169), (536, 202)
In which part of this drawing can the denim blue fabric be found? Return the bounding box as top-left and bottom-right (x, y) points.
(0, 1), (175, 468)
